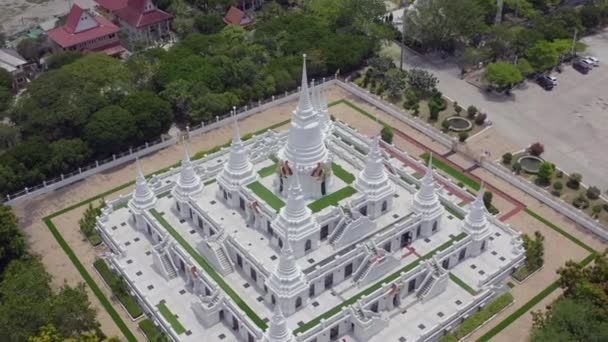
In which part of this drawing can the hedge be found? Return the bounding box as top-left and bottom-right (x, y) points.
(308, 186), (357, 213)
(332, 163), (355, 184)
(138, 319), (167, 341)
(157, 303), (186, 334)
(439, 292), (514, 342)
(150, 209), (268, 331)
(421, 152), (481, 191)
(247, 181), (285, 212)
(93, 259), (144, 319)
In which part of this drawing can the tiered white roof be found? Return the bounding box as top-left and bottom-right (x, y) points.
(263, 303), (293, 342)
(172, 145), (203, 200)
(129, 161), (157, 211)
(412, 155), (443, 217)
(272, 171), (319, 242)
(355, 135), (394, 199)
(217, 110), (257, 189)
(279, 55), (328, 168)
(463, 188), (490, 238)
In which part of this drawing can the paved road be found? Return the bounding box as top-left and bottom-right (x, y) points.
(391, 29), (608, 191)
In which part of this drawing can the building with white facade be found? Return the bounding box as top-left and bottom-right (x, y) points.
(97, 56), (525, 342)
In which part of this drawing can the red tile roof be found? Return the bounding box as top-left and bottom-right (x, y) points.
(223, 6), (255, 27)
(94, 0), (128, 12)
(85, 41), (127, 56)
(47, 6), (120, 48)
(114, 0), (172, 28)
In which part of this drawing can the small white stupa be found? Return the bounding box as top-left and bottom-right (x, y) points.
(172, 144), (203, 217)
(411, 155), (444, 237)
(355, 134), (395, 219)
(266, 228), (308, 316)
(217, 108), (257, 208)
(462, 187), (491, 256)
(128, 160), (157, 229)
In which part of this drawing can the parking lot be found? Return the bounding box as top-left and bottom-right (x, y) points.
(392, 29), (608, 190)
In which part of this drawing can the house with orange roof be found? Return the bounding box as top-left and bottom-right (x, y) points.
(47, 4), (126, 57)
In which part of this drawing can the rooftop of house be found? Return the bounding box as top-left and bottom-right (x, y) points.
(113, 0), (173, 28)
(94, 0), (129, 12)
(223, 6), (255, 27)
(0, 49), (28, 73)
(47, 4), (120, 48)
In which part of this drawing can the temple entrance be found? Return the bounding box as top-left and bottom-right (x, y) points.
(305, 239), (312, 252)
(400, 231), (413, 247)
(330, 325), (340, 340)
(321, 180), (327, 195)
(442, 258), (449, 270)
(279, 177), (284, 192)
(393, 293), (401, 307)
(239, 197), (245, 211)
(232, 316), (239, 331)
(320, 225), (329, 240)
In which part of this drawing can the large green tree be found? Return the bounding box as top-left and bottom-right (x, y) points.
(84, 106), (137, 155)
(484, 62), (523, 89)
(0, 205), (26, 273)
(526, 40), (559, 72)
(119, 91), (172, 142)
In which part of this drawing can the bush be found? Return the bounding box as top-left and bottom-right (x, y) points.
(536, 161), (554, 186)
(553, 182), (563, 191)
(330, 114), (336, 121)
(457, 182), (464, 188)
(412, 103), (420, 116)
(454, 102), (463, 115)
(483, 191), (493, 209)
(428, 96), (446, 121)
(556, 170), (563, 178)
(474, 113), (487, 125)
(467, 105), (478, 118)
(529, 142), (544, 156)
(573, 194), (590, 209)
(459, 132), (469, 142)
(502, 152), (513, 165)
(403, 88), (419, 109)
(592, 205), (602, 218)
(566, 173), (583, 189)
(381, 125), (393, 144)
(603, 204), (608, 212)
(441, 119), (450, 131)
(512, 162), (522, 174)
(586, 186), (601, 200)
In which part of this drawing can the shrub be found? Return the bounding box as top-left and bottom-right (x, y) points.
(529, 142), (544, 156)
(483, 191), (493, 209)
(566, 173), (583, 189)
(467, 105), (478, 118)
(556, 170), (563, 178)
(502, 152), (513, 165)
(592, 205), (602, 218)
(454, 101), (463, 115)
(403, 88), (419, 109)
(412, 103), (420, 116)
(553, 182), (563, 191)
(603, 204), (608, 212)
(428, 96), (446, 121)
(459, 132), (469, 142)
(457, 182), (464, 188)
(474, 113), (487, 125)
(330, 114), (336, 121)
(536, 161), (554, 186)
(441, 119), (450, 131)
(381, 125), (393, 144)
(512, 162), (521, 174)
(573, 194), (590, 209)
(586, 186), (601, 200)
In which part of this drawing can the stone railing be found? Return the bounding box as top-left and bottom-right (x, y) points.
(481, 159), (608, 240)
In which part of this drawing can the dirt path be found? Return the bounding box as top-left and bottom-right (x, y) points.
(12, 84), (606, 341)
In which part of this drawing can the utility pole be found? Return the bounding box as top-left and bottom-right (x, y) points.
(400, 7), (405, 71)
(571, 28), (578, 57)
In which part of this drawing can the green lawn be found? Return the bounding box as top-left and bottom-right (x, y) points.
(258, 162), (278, 178)
(247, 181), (285, 212)
(150, 210), (268, 331)
(332, 162), (355, 184)
(157, 302), (186, 334)
(308, 186), (357, 213)
(421, 152), (481, 191)
(294, 232), (467, 334)
(449, 273), (477, 295)
(138, 319), (167, 341)
(444, 205), (465, 220)
(93, 259), (144, 319)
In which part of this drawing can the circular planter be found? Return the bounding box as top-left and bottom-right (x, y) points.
(518, 155), (543, 174)
(447, 116), (472, 132)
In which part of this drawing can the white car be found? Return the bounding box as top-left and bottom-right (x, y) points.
(582, 56), (599, 66)
(547, 75), (558, 86)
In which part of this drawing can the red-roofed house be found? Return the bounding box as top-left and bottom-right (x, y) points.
(95, 0), (172, 48)
(47, 5), (125, 56)
(223, 6), (255, 27)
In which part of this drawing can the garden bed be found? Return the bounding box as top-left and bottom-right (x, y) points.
(138, 319), (167, 341)
(93, 259), (144, 319)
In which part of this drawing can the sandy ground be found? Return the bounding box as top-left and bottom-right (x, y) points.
(0, 0), (96, 36)
(12, 84), (607, 340)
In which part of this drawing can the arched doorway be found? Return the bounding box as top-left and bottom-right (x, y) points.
(305, 239), (312, 252)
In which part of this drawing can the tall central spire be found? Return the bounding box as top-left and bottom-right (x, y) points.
(279, 54), (328, 169)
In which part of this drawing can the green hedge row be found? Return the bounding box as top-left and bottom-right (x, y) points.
(93, 259), (143, 319)
(308, 186), (357, 213)
(421, 152), (481, 191)
(157, 303), (186, 334)
(331, 162), (355, 184)
(138, 318), (167, 341)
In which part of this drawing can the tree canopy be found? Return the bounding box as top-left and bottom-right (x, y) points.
(484, 62), (523, 89)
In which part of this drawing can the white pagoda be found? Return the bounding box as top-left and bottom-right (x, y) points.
(411, 155), (444, 238)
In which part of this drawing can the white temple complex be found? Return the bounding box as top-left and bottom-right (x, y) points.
(97, 56), (525, 342)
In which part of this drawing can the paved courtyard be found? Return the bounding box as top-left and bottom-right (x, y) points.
(387, 29), (608, 190)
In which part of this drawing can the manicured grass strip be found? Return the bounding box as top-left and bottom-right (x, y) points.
(421, 152), (481, 191)
(444, 205), (465, 220)
(204, 179), (216, 185)
(88, 233), (103, 246)
(340, 99), (389, 126)
(476, 283), (558, 342)
(150, 210), (268, 331)
(48, 181), (136, 219)
(258, 162), (278, 178)
(294, 232), (466, 334)
(449, 273), (477, 295)
(247, 181), (285, 212)
(524, 208), (596, 254)
(93, 259), (144, 319)
(439, 292), (514, 342)
(42, 217), (137, 341)
(157, 303), (186, 334)
(308, 186), (357, 213)
(332, 163), (355, 184)
(138, 319), (167, 341)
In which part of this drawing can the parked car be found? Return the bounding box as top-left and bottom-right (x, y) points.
(582, 56), (599, 66)
(547, 75), (558, 86)
(573, 60), (592, 74)
(536, 75), (555, 90)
